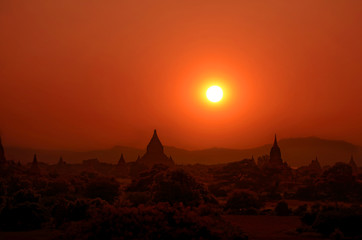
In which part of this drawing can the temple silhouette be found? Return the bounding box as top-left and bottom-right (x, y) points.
(270, 134), (283, 166)
(0, 130), (361, 240)
(118, 154), (126, 165)
(136, 129), (174, 167)
(29, 154), (40, 175)
(0, 137), (6, 164)
(350, 155), (358, 173)
(257, 135), (290, 171)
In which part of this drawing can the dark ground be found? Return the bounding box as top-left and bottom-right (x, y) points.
(0, 216), (325, 240)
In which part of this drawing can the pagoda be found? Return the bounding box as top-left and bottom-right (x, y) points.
(0, 137), (6, 164)
(349, 155), (358, 173)
(118, 154), (126, 165)
(30, 154), (40, 174)
(136, 130), (174, 167)
(270, 135), (283, 166)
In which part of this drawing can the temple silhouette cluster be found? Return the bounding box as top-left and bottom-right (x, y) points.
(0, 132), (359, 177)
(0, 131), (361, 239)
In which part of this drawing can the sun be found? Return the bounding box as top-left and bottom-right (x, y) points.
(206, 85), (223, 102)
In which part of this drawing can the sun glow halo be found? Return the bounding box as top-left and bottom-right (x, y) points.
(206, 86), (223, 102)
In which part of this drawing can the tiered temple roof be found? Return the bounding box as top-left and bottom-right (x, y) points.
(136, 130), (174, 167)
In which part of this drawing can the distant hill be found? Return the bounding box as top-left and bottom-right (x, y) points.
(4, 137), (361, 167)
(4, 146), (144, 165)
(277, 137), (361, 167)
(164, 137), (361, 167)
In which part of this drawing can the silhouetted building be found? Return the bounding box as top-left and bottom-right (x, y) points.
(270, 135), (283, 166)
(30, 154), (40, 174)
(118, 154), (126, 165)
(349, 155), (358, 174)
(309, 157), (322, 172)
(58, 156), (66, 165)
(298, 156), (322, 176)
(258, 136), (291, 183)
(136, 130), (174, 167)
(110, 153), (128, 177)
(0, 137), (6, 164)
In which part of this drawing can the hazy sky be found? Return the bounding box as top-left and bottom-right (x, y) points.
(1, 0), (361, 150)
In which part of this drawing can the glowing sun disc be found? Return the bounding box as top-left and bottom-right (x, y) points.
(206, 86), (223, 102)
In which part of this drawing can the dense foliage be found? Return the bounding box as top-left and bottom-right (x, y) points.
(0, 158), (361, 239)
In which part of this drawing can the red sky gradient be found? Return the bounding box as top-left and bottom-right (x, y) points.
(0, 1), (361, 150)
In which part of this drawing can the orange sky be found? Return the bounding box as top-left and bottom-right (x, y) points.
(0, 0), (361, 150)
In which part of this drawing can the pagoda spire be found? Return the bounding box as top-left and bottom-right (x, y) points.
(30, 154), (40, 174)
(273, 134), (278, 147)
(118, 154), (125, 165)
(146, 129), (164, 154)
(58, 156), (65, 165)
(33, 154), (38, 164)
(269, 134), (282, 166)
(0, 136), (6, 163)
(310, 156), (321, 171)
(349, 155), (358, 172)
(136, 129), (174, 167)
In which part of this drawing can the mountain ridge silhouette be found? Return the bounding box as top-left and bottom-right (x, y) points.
(3, 137), (361, 167)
